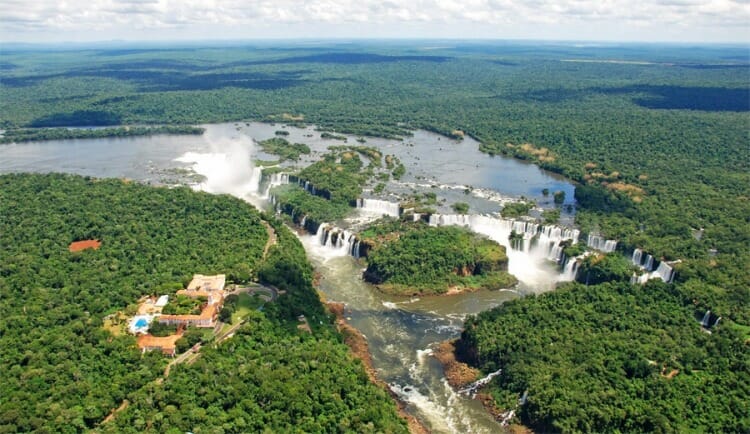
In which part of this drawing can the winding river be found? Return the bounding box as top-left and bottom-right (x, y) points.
(0, 122), (577, 433)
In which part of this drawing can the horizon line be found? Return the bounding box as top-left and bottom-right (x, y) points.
(2, 36), (749, 48)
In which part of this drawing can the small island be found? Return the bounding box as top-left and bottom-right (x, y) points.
(361, 218), (517, 296)
(0, 125), (205, 144)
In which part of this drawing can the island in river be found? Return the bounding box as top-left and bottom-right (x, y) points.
(361, 218), (517, 296)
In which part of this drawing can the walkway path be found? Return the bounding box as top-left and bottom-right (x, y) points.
(262, 221), (277, 259)
(101, 400), (129, 425)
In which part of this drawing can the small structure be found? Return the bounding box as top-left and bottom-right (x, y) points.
(68, 239), (101, 252)
(155, 295), (169, 307)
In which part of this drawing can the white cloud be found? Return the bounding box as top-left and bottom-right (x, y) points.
(0, 0), (747, 42)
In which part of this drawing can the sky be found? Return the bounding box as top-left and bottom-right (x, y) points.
(1, 0), (748, 44)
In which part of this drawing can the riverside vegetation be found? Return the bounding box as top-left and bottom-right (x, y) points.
(1, 41), (749, 432)
(0, 173), (406, 433)
(0, 125), (204, 143)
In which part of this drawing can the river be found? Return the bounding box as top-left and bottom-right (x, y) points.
(0, 122), (577, 433)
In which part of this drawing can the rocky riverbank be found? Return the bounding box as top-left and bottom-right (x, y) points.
(433, 339), (533, 434)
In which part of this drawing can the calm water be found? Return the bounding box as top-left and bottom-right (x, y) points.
(0, 123), (576, 433)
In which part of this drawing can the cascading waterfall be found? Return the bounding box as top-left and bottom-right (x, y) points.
(356, 198), (401, 217)
(653, 262), (675, 283)
(629, 248), (677, 284)
(260, 172), (289, 198)
(700, 310), (712, 327)
(586, 234), (617, 253)
(633, 260), (675, 284)
(315, 224), (362, 258)
(428, 214), (580, 288)
(429, 214), (579, 262)
(631, 248), (655, 271)
(457, 369), (503, 398)
(561, 256), (581, 281)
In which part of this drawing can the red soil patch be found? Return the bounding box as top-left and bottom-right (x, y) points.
(68, 239), (101, 252)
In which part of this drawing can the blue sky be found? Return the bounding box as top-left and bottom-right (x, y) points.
(1, 0), (748, 43)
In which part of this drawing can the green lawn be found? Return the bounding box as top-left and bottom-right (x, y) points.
(231, 292), (265, 324)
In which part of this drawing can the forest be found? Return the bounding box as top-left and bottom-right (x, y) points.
(455, 280), (749, 432)
(361, 219), (516, 295)
(106, 216), (407, 433)
(0, 125), (203, 144)
(0, 174), (405, 433)
(1, 41), (748, 432)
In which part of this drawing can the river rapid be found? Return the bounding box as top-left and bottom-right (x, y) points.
(0, 122), (578, 433)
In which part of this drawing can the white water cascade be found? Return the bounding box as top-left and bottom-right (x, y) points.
(631, 259), (675, 284)
(458, 369), (503, 398)
(314, 224), (361, 259)
(631, 248), (655, 271)
(260, 172), (289, 198)
(700, 310), (712, 327)
(586, 234), (618, 253)
(560, 255), (584, 281)
(356, 198), (401, 218)
(428, 214), (580, 289)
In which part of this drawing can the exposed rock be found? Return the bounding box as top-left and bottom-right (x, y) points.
(433, 340), (480, 388)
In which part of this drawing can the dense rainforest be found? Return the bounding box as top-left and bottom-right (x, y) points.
(0, 173), (406, 433)
(1, 41), (749, 432)
(455, 281), (749, 432)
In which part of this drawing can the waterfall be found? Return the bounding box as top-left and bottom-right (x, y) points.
(630, 247), (676, 284)
(586, 234), (617, 253)
(458, 368), (502, 398)
(519, 391), (528, 406)
(430, 213), (579, 262)
(350, 235), (361, 259)
(427, 213), (580, 289)
(260, 172), (289, 198)
(713, 317), (721, 327)
(631, 260), (674, 284)
(356, 198), (401, 217)
(561, 256), (581, 281)
(314, 224), (361, 258)
(631, 248), (656, 272)
(653, 262), (674, 283)
(700, 310), (711, 327)
(175, 145), (262, 199)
